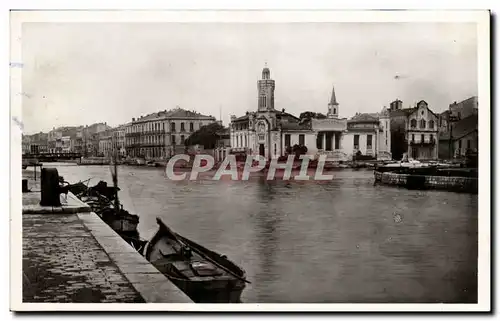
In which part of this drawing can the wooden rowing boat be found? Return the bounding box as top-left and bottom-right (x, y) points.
(143, 218), (248, 303)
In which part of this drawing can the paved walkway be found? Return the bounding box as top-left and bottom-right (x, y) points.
(23, 214), (145, 303)
(22, 169), (191, 304)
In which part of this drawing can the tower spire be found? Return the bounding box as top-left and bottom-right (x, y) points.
(327, 85), (339, 119)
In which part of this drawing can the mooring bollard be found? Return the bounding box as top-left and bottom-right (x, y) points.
(40, 168), (61, 207)
(22, 179), (28, 193)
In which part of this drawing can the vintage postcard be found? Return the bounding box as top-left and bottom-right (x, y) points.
(10, 9), (490, 312)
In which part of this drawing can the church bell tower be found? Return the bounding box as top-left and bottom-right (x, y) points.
(257, 64), (275, 112)
(327, 85), (339, 119)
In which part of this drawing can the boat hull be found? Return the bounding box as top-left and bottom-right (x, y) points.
(160, 272), (245, 303)
(143, 218), (248, 303)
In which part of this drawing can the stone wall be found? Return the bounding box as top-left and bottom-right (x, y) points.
(374, 171), (478, 193)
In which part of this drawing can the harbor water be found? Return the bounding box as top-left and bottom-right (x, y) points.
(46, 163), (478, 303)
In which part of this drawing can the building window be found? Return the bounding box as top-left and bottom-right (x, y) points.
(430, 134), (434, 143)
(274, 144), (277, 155)
(333, 108), (336, 115)
(171, 123), (176, 132)
(181, 123), (185, 132)
(299, 134), (305, 146)
(244, 135), (247, 146)
(190, 122), (194, 132)
(354, 135), (359, 149)
(428, 120), (435, 129)
(412, 134), (415, 142)
(421, 134), (425, 142)
(171, 135), (176, 145)
(458, 139), (462, 151)
(335, 134), (340, 150)
(316, 134), (322, 149)
(420, 119), (426, 129)
(367, 135), (372, 149)
(180, 135), (185, 145)
(410, 119), (417, 128)
(285, 134), (291, 147)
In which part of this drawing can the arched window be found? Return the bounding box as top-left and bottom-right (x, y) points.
(428, 120), (435, 129)
(410, 119), (417, 128)
(420, 119), (426, 129)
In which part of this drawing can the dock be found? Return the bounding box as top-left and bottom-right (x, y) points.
(22, 170), (192, 303)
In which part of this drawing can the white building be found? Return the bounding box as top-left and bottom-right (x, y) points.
(229, 66), (392, 162)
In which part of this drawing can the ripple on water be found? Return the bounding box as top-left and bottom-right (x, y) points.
(48, 164), (478, 303)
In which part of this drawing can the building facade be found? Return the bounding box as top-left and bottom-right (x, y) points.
(230, 66), (312, 160)
(229, 66), (391, 161)
(449, 96), (478, 121)
(125, 107), (216, 160)
(405, 100), (439, 160)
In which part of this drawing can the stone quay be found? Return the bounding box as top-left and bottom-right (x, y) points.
(21, 169), (191, 304)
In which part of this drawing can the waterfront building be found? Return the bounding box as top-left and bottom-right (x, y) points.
(230, 66), (313, 160)
(23, 132), (49, 154)
(405, 100), (439, 160)
(112, 125), (127, 157)
(22, 135), (31, 154)
(214, 127), (231, 163)
(82, 123), (110, 157)
(439, 114), (478, 159)
(47, 128), (63, 153)
(229, 66), (391, 161)
(388, 99), (439, 161)
(449, 96), (478, 121)
(98, 130), (113, 157)
(61, 136), (72, 153)
(438, 96), (479, 159)
(125, 107), (216, 160)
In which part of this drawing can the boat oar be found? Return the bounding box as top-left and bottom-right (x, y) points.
(157, 218), (251, 284)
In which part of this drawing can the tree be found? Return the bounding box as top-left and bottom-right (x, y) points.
(299, 111), (327, 124)
(291, 144), (308, 159)
(184, 122), (225, 149)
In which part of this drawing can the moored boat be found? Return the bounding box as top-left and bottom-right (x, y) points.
(143, 218), (248, 303)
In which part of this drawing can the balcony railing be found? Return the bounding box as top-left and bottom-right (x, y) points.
(410, 139), (436, 145)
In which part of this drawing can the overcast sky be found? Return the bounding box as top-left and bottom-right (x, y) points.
(21, 22), (478, 134)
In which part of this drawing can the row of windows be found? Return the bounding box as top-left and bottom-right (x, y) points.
(126, 135), (165, 145)
(410, 119), (435, 129)
(234, 135), (248, 147)
(353, 134), (373, 149)
(284, 134), (305, 147)
(126, 135), (187, 145)
(411, 134), (435, 142)
(127, 121), (200, 133)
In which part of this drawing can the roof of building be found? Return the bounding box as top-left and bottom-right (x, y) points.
(450, 96), (478, 109)
(390, 107), (418, 118)
(329, 85), (338, 105)
(134, 107), (215, 123)
(439, 114), (478, 140)
(281, 121), (311, 131)
(348, 113), (380, 123)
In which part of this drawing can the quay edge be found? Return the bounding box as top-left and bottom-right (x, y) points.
(21, 169), (192, 304)
(373, 170), (478, 194)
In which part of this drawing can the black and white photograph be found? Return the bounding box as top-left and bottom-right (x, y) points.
(9, 9), (490, 312)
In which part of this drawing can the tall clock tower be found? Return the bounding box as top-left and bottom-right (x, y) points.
(257, 64), (275, 112)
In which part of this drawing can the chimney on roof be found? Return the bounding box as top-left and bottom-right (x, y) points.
(132, 118), (135, 121)
(282, 108), (285, 113)
(230, 115), (236, 122)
